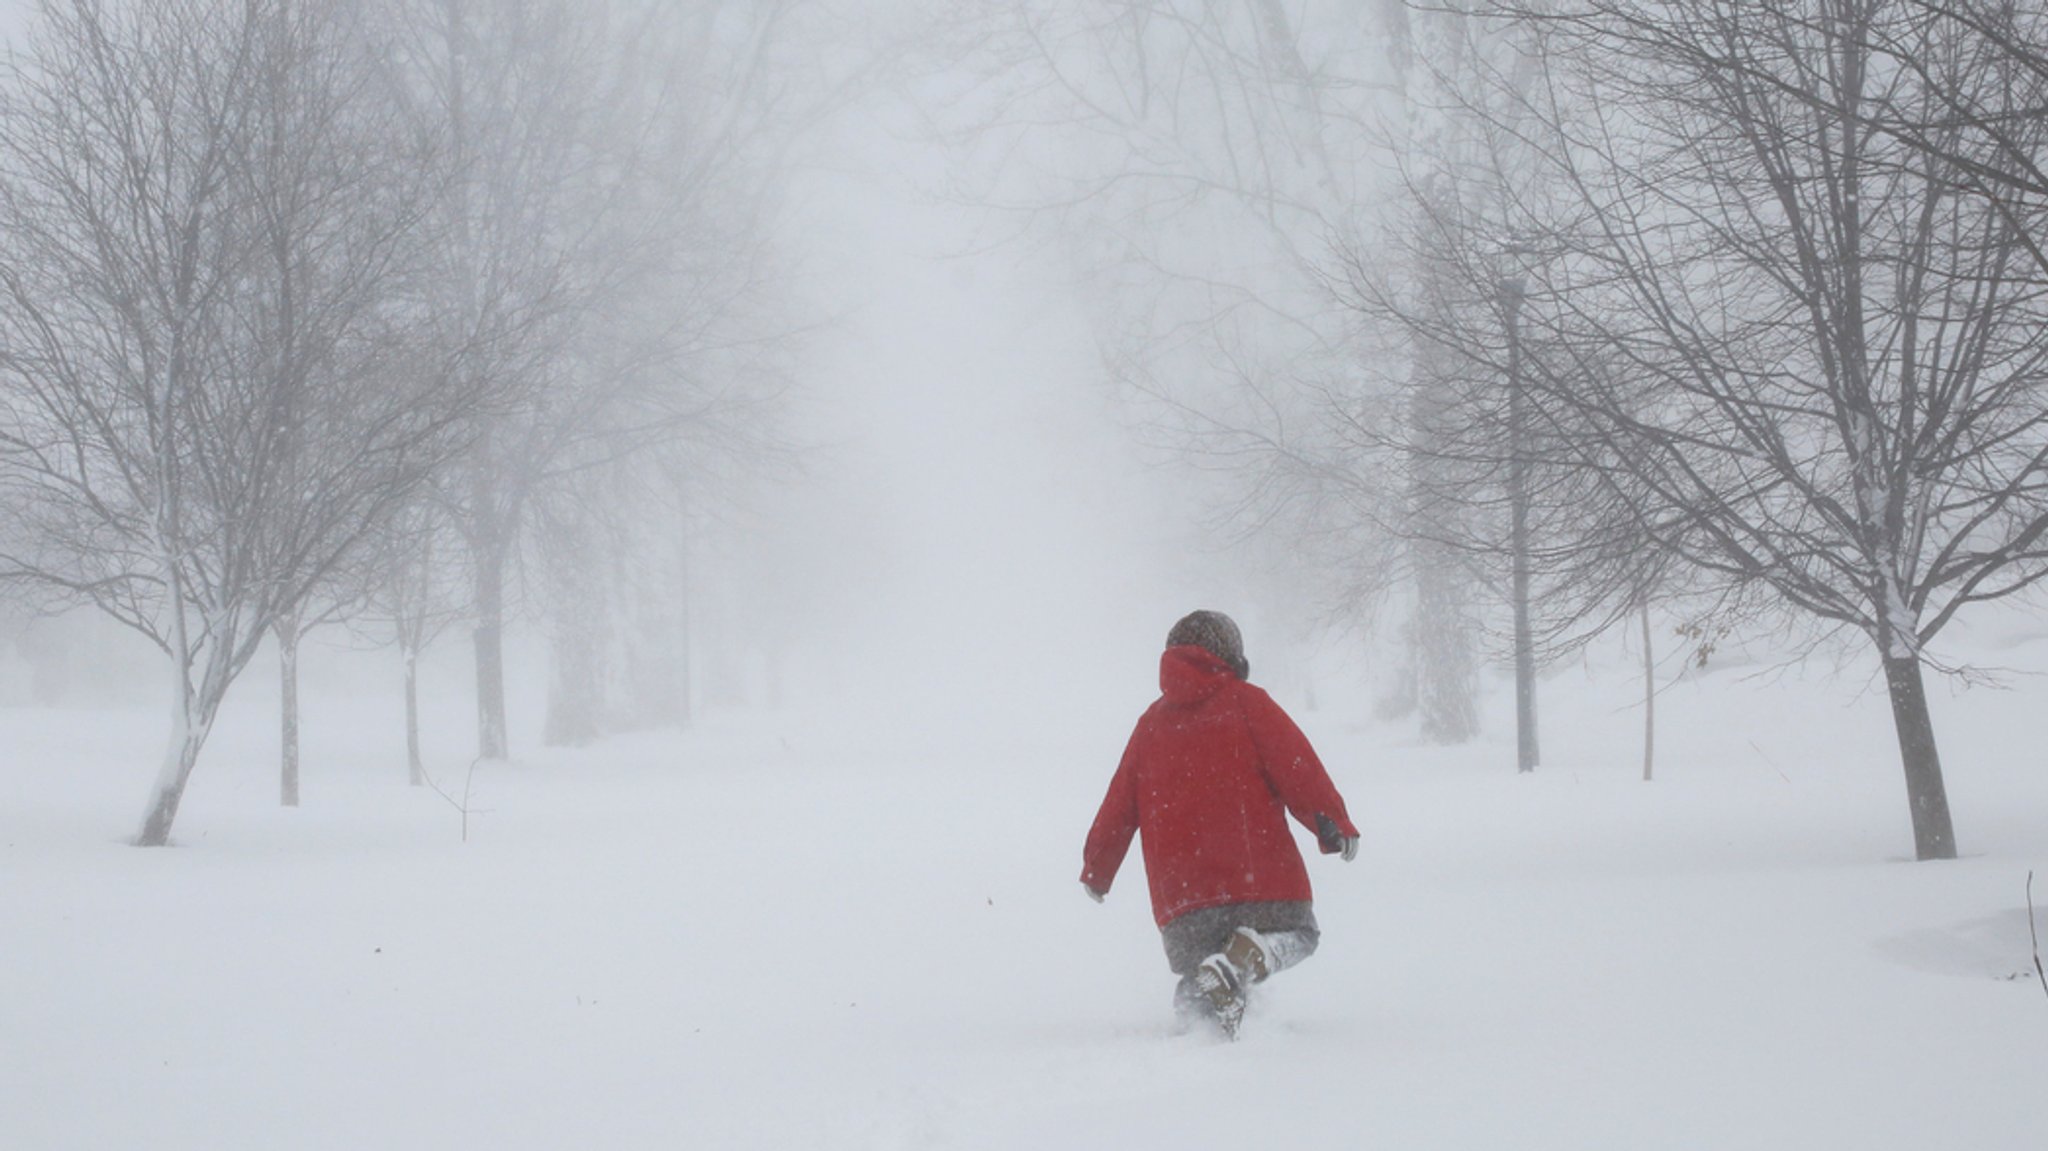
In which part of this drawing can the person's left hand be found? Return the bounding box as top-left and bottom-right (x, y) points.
(1082, 882), (1106, 903)
(1316, 813), (1357, 860)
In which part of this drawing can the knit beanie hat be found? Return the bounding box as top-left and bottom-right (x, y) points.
(1166, 609), (1249, 680)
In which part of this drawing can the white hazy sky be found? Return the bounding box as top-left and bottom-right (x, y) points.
(771, 92), (1210, 722)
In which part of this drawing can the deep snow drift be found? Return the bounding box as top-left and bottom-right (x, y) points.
(3, 623), (2045, 1150)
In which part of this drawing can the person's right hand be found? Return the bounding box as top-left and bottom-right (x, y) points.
(1339, 835), (1359, 862)
(1082, 882), (1106, 903)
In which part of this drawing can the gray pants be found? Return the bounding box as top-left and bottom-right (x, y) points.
(1160, 901), (1320, 977)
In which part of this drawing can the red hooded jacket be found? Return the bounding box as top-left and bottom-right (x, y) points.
(1081, 645), (1359, 927)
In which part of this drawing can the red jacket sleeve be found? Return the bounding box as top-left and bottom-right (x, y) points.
(1241, 687), (1358, 850)
(1080, 719), (1144, 893)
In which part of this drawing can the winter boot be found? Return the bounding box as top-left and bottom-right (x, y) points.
(1222, 927), (1273, 984)
(1185, 929), (1278, 1040)
(1189, 954), (1246, 1039)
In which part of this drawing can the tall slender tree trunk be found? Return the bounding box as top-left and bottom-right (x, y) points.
(1406, 275), (1478, 744)
(543, 508), (605, 746)
(1825, 9), (1951, 861)
(1640, 601), (1655, 783)
(138, 540), (214, 845)
(675, 519), (693, 728)
(447, 0), (508, 762)
(278, 616), (301, 807)
(403, 636), (424, 787)
(1503, 277), (1538, 773)
(474, 538), (508, 760)
(1880, 649), (1957, 861)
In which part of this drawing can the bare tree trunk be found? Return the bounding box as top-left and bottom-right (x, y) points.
(675, 519), (693, 727)
(278, 616), (301, 808)
(446, 1), (510, 763)
(1408, 285), (1479, 744)
(1641, 600), (1654, 783)
(676, 632), (693, 726)
(474, 562), (508, 759)
(1503, 278), (1538, 773)
(139, 719), (211, 847)
(1881, 650), (1957, 861)
(139, 653), (223, 846)
(140, 544), (210, 846)
(403, 638), (424, 787)
(473, 523), (509, 761)
(543, 505), (606, 746)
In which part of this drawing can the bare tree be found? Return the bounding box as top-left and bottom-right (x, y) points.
(350, 498), (470, 787)
(1342, 142), (1725, 766)
(941, 3), (1775, 771)
(1478, 0), (2048, 859)
(0, 0), (473, 844)
(380, 0), (817, 761)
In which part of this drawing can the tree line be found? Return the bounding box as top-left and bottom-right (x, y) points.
(0, 0), (833, 845)
(939, 0), (2048, 862)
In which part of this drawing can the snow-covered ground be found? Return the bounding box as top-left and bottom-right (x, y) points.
(4, 627), (2046, 1150)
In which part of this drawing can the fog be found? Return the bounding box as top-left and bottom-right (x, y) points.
(764, 135), (1195, 722)
(0, 0), (2043, 841)
(2, 4), (2046, 1146)
(0, 0), (1272, 738)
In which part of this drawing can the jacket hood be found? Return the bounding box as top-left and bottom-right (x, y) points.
(1159, 644), (1239, 705)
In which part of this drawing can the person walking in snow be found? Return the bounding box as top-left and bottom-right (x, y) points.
(1080, 609), (1359, 1038)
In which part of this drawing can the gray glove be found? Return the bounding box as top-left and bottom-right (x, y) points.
(1082, 882), (1106, 903)
(1340, 835), (1359, 863)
